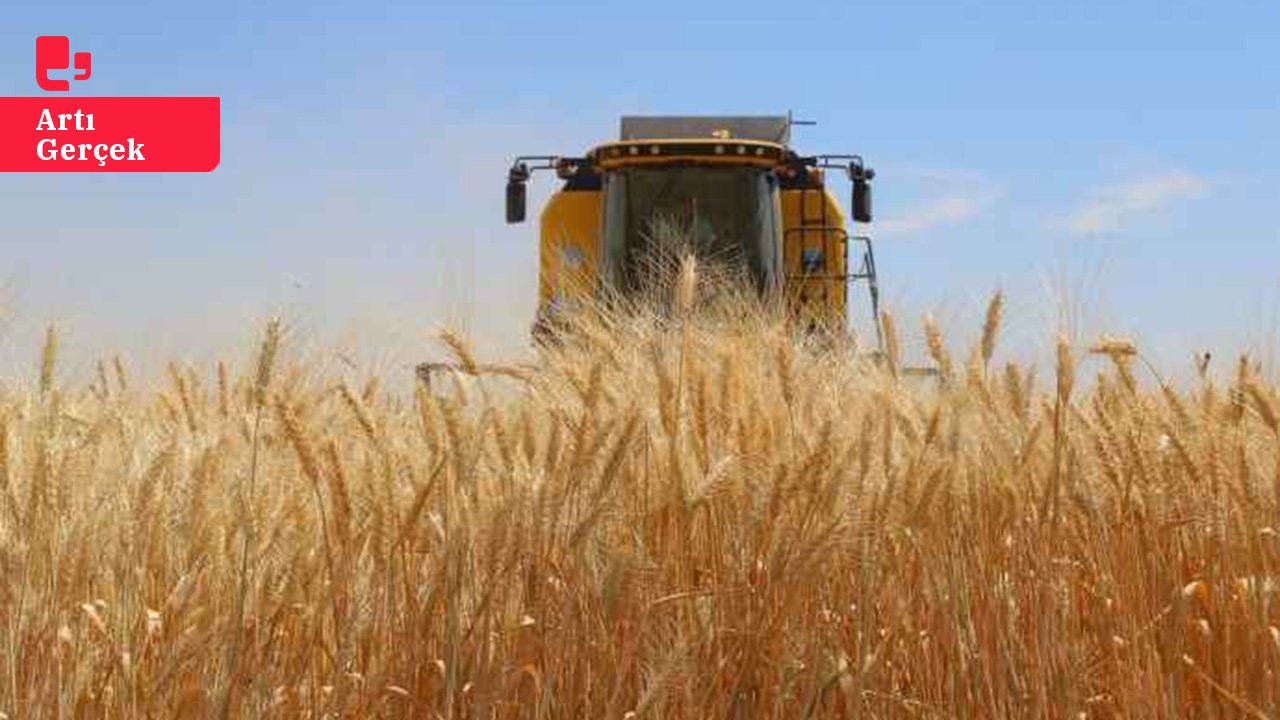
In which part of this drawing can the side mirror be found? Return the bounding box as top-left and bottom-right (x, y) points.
(506, 179), (527, 224)
(852, 169), (873, 223)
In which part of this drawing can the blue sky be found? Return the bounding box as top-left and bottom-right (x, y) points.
(1, 0), (1277, 379)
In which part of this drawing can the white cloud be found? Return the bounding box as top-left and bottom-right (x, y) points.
(875, 168), (998, 238)
(1060, 170), (1209, 235)
(877, 194), (987, 236)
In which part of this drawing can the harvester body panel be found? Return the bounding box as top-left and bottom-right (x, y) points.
(538, 187), (601, 315)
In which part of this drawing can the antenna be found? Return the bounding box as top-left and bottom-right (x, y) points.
(782, 109), (817, 144)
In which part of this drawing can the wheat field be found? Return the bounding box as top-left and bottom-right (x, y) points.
(1, 276), (1279, 718)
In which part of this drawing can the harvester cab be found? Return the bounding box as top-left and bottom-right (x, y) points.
(505, 115), (881, 345)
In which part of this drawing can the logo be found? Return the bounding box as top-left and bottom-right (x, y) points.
(0, 36), (219, 172)
(36, 36), (92, 92)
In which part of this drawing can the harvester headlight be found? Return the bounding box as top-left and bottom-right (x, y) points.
(628, 146), (639, 156)
(714, 145), (725, 155)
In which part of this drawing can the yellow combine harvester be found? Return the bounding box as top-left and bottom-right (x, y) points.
(420, 115), (884, 386)
(507, 115), (881, 341)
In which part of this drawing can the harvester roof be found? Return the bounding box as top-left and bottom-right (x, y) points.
(619, 116), (791, 145)
(588, 116), (792, 170)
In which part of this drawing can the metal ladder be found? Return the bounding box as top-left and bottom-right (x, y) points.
(784, 185), (883, 350)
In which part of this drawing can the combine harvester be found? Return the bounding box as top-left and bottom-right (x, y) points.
(420, 115), (899, 387)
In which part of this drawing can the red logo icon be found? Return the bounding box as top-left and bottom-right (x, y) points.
(36, 36), (92, 92)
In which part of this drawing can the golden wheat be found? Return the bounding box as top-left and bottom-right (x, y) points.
(0, 288), (1277, 718)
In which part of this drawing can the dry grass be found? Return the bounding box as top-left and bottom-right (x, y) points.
(2, 278), (1280, 718)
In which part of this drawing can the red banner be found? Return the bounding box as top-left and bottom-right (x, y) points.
(0, 97), (219, 172)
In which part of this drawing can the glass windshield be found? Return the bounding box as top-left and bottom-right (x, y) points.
(602, 166), (780, 295)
